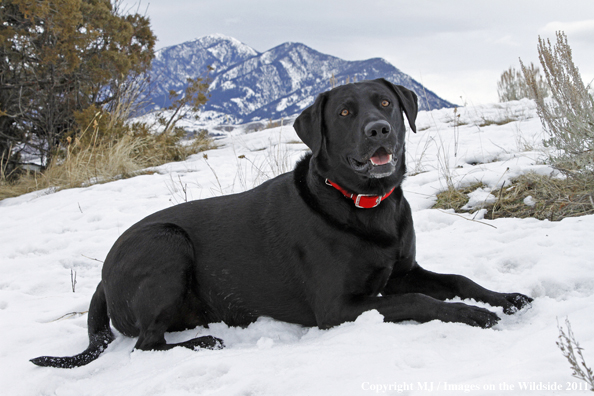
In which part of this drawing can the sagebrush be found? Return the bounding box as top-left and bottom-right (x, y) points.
(521, 31), (594, 176)
(557, 318), (594, 392)
(497, 63), (549, 102)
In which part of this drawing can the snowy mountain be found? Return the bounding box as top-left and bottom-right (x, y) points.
(147, 34), (455, 123)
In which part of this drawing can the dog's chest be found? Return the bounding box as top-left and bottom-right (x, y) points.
(328, 240), (398, 298)
(358, 254), (395, 297)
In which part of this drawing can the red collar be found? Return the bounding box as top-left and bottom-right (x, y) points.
(325, 179), (396, 209)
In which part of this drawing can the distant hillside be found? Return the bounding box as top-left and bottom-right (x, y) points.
(146, 34), (455, 123)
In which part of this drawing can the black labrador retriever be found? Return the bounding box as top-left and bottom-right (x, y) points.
(31, 78), (532, 368)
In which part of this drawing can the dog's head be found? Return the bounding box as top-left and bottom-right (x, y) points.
(294, 78), (418, 194)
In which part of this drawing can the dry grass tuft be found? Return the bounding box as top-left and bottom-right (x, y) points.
(478, 116), (517, 128)
(486, 173), (594, 221)
(0, 125), (214, 200)
(433, 182), (486, 211)
(432, 173), (594, 221)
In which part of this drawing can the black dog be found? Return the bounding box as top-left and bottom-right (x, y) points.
(31, 79), (531, 368)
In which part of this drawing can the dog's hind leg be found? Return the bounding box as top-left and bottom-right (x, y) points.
(30, 282), (114, 368)
(118, 223), (223, 353)
(130, 275), (224, 352)
(134, 326), (223, 351)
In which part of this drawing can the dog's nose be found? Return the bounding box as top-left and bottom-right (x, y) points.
(364, 120), (391, 139)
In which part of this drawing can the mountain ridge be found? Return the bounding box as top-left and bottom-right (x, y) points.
(147, 34), (455, 123)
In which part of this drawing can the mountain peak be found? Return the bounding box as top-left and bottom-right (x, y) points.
(155, 34), (258, 61)
(197, 34), (259, 55)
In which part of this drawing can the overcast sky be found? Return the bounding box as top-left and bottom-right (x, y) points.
(122, 0), (594, 105)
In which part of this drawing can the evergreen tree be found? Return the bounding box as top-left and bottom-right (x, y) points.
(0, 0), (156, 174)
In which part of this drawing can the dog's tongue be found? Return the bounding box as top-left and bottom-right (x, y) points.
(370, 148), (391, 166)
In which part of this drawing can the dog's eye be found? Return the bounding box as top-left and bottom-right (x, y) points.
(381, 100), (390, 107)
(340, 109), (349, 116)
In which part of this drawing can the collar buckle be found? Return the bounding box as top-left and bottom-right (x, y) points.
(354, 194), (382, 209)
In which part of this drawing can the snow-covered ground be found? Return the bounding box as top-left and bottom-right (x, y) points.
(1, 99), (593, 395)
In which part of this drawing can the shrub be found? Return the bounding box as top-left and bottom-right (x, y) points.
(557, 318), (594, 391)
(521, 31), (594, 176)
(497, 63), (549, 102)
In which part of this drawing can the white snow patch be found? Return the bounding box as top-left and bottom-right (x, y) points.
(524, 195), (536, 207)
(462, 187), (497, 210)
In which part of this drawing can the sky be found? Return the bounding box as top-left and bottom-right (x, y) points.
(121, 0), (594, 105)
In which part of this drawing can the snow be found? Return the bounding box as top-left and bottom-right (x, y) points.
(1, 99), (593, 395)
(461, 187), (497, 211)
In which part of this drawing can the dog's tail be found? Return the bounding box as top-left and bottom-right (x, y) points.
(30, 282), (114, 368)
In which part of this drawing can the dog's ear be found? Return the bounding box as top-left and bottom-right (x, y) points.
(378, 79), (418, 133)
(293, 92), (328, 155)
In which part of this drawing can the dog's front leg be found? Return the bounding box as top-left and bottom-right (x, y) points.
(316, 293), (499, 328)
(315, 293), (500, 329)
(383, 264), (532, 314)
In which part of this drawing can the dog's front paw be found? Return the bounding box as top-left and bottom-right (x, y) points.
(499, 293), (533, 314)
(440, 302), (501, 329)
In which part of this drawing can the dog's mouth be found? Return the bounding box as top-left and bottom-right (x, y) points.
(349, 147), (397, 178)
(370, 147), (393, 166)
